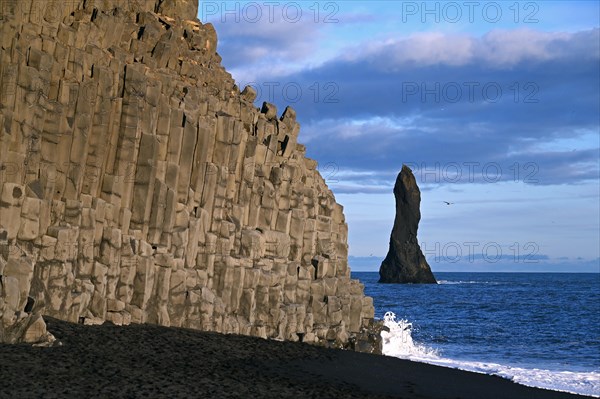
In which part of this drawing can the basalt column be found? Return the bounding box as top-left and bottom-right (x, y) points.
(0, 0), (378, 350)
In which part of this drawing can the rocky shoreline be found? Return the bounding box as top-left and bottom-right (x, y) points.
(0, 317), (590, 399)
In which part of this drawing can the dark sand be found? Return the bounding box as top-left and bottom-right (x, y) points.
(0, 318), (591, 398)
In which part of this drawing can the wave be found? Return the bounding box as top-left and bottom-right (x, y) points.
(436, 280), (501, 285)
(381, 312), (439, 359)
(381, 312), (600, 397)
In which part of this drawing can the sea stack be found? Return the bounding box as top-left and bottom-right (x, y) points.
(379, 165), (436, 284)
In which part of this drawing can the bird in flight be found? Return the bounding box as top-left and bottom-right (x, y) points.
(443, 201), (454, 205)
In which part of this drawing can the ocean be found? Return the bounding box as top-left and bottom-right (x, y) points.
(352, 272), (600, 397)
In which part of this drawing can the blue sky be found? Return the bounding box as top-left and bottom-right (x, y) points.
(200, 1), (600, 272)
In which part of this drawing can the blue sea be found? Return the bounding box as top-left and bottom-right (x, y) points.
(352, 272), (600, 397)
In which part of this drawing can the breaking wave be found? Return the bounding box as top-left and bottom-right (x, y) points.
(381, 311), (600, 397)
(436, 280), (500, 285)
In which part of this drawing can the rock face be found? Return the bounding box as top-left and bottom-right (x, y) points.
(0, 0), (377, 348)
(379, 166), (436, 284)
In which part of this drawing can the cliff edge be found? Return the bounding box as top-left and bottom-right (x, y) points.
(0, 0), (378, 350)
(379, 165), (437, 284)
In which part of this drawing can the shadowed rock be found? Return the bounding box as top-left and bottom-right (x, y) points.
(156, 0), (199, 20)
(379, 165), (437, 284)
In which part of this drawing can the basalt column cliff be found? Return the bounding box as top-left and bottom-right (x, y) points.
(0, 0), (377, 349)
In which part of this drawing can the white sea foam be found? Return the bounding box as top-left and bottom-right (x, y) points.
(436, 280), (498, 285)
(437, 280), (480, 284)
(381, 312), (439, 359)
(381, 311), (600, 397)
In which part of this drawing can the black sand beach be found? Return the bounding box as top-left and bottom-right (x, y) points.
(0, 318), (591, 399)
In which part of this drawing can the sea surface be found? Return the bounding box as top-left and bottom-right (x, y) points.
(352, 272), (600, 397)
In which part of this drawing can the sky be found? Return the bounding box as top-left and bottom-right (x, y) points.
(200, 1), (600, 272)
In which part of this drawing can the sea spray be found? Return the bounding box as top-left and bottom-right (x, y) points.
(381, 311), (439, 359)
(380, 311), (600, 397)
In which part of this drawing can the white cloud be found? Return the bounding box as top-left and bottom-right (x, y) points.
(340, 28), (599, 69)
(209, 7), (324, 79)
(300, 115), (421, 143)
(476, 29), (572, 65)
